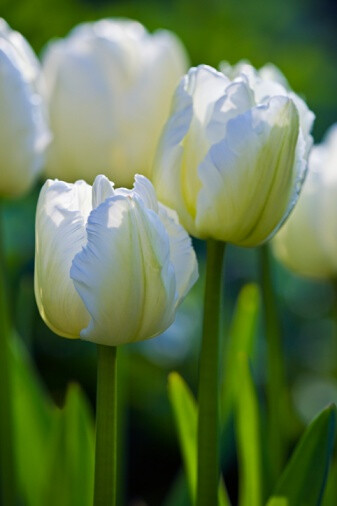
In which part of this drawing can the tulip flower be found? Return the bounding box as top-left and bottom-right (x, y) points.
(35, 174), (198, 345)
(42, 19), (188, 187)
(273, 124), (337, 279)
(153, 63), (314, 246)
(35, 173), (197, 506)
(152, 61), (315, 506)
(0, 18), (49, 198)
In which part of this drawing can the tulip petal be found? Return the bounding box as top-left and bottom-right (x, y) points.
(153, 65), (229, 235)
(158, 204), (199, 304)
(206, 79), (255, 145)
(0, 36), (49, 196)
(92, 174), (115, 208)
(43, 39), (117, 183)
(272, 124), (337, 278)
(71, 195), (177, 345)
(153, 75), (196, 233)
(34, 180), (91, 338)
(115, 174), (159, 212)
(197, 96), (300, 246)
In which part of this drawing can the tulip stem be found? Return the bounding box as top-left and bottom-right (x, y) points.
(94, 345), (118, 506)
(0, 201), (17, 506)
(260, 244), (286, 486)
(197, 239), (225, 506)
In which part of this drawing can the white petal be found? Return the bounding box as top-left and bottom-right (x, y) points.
(42, 39), (117, 183)
(206, 79), (255, 145)
(153, 65), (230, 236)
(70, 195), (177, 346)
(272, 129), (337, 279)
(113, 175), (159, 212)
(197, 96), (300, 246)
(0, 32), (49, 197)
(186, 65), (229, 123)
(92, 174), (115, 208)
(158, 203), (198, 304)
(132, 174), (159, 212)
(152, 73), (197, 233)
(34, 179), (91, 338)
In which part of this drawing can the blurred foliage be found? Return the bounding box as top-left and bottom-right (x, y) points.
(11, 334), (95, 506)
(1, 0), (336, 139)
(0, 0), (336, 503)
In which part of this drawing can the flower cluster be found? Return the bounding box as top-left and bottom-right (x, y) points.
(2, 13), (337, 506)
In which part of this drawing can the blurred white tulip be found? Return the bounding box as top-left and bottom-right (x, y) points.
(0, 19), (49, 197)
(35, 174), (198, 346)
(152, 62), (314, 246)
(42, 19), (188, 187)
(273, 124), (337, 279)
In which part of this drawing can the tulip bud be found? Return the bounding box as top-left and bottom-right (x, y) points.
(152, 63), (314, 246)
(0, 19), (50, 197)
(42, 19), (188, 187)
(35, 174), (198, 346)
(272, 124), (337, 279)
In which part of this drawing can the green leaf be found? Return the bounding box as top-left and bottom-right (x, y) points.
(221, 284), (260, 423)
(43, 383), (95, 506)
(269, 404), (336, 506)
(168, 372), (230, 506)
(162, 469), (190, 506)
(168, 372), (197, 503)
(235, 353), (263, 506)
(267, 498), (288, 506)
(11, 335), (55, 506)
(321, 458), (337, 506)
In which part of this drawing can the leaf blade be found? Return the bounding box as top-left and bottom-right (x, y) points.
(270, 404), (336, 506)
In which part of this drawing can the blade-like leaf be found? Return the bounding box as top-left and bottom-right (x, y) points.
(268, 404), (336, 506)
(267, 498), (288, 506)
(322, 458), (337, 506)
(162, 469), (190, 506)
(168, 372), (230, 506)
(221, 284), (260, 423)
(11, 335), (55, 506)
(236, 353), (263, 506)
(168, 372), (198, 503)
(43, 383), (95, 506)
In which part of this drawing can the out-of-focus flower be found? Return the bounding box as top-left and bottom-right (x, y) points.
(42, 19), (188, 187)
(272, 124), (337, 279)
(35, 174), (198, 346)
(0, 19), (49, 197)
(152, 62), (314, 246)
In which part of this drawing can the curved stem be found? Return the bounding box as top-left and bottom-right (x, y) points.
(197, 239), (225, 506)
(0, 201), (16, 506)
(260, 244), (286, 485)
(94, 345), (118, 506)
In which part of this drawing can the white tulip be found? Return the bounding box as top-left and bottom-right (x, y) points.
(35, 174), (198, 346)
(0, 19), (49, 197)
(42, 19), (188, 187)
(272, 124), (337, 279)
(152, 63), (314, 246)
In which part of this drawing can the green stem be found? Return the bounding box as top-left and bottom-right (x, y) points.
(0, 201), (16, 506)
(94, 345), (118, 506)
(260, 244), (286, 485)
(197, 239), (225, 506)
